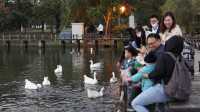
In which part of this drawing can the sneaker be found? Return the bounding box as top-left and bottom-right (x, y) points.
(127, 108), (135, 112)
(127, 105), (135, 112)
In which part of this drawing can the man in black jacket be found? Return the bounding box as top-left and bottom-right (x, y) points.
(147, 33), (164, 57)
(131, 36), (184, 112)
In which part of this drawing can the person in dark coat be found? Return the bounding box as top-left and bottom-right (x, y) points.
(135, 26), (146, 47)
(149, 15), (160, 34)
(147, 33), (164, 57)
(131, 35), (184, 112)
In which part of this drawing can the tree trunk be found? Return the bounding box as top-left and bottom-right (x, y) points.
(104, 10), (112, 38)
(55, 14), (61, 34)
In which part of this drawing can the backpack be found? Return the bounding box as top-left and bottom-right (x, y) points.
(164, 52), (192, 101)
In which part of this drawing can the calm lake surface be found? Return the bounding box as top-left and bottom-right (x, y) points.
(0, 46), (122, 112)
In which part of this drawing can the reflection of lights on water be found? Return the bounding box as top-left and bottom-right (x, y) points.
(7, 0), (15, 4)
(72, 49), (83, 71)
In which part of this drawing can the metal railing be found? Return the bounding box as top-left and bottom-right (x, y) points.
(0, 32), (130, 41)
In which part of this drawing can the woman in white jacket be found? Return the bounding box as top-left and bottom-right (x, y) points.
(160, 11), (182, 43)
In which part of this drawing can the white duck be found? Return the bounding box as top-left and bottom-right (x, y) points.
(89, 60), (102, 69)
(36, 84), (42, 88)
(25, 79), (40, 90)
(84, 72), (98, 85)
(55, 72), (63, 77)
(110, 72), (118, 83)
(42, 77), (51, 86)
(54, 65), (62, 73)
(87, 87), (104, 98)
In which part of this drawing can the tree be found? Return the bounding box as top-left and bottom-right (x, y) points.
(191, 0), (200, 33)
(86, 0), (122, 37)
(160, 0), (176, 13)
(128, 0), (166, 25)
(0, 0), (33, 32)
(175, 0), (192, 32)
(32, 0), (68, 33)
(161, 0), (192, 32)
(192, 0), (200, 12)
(68, 0), (88, 23)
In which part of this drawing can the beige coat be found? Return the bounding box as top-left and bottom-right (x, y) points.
(160, 25), (182, 44)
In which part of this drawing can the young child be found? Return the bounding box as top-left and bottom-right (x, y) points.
(125, 51), (157, 110)
(127, 51), (157, 91)
(119, 45), (142, 111)
(136, 46), (147, 66)
(120, 45), (140, 78)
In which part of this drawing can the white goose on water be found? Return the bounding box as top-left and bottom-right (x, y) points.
(37, 84), (42, 88)
(89, 60), (102, 69)
(110, 72), (118, 83)
(54, 65), (62, 73)
(84, 72), (98, 85)
(55, 72), (63, 77)
(42, 77), (51, 86)
(87, 87), (104, 98)
(25, 79), (41, 90)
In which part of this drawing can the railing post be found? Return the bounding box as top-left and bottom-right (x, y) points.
(23, 40), (28, 49)
(38, 40), (45, 49)
(114, 40), (118, 48)
(199, 61), (200, 72)
(6, 40), (10, 48)
(2, 32), (4, 41)
(50, 33), (53, 40)
(61, 40), (66, 48)
(9, 33), (11, 40)
(77, 39), (81, 51)
(54, 34), (57, 41)
(95, 39), (98, 49)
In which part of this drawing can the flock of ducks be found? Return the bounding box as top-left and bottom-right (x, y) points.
(84, 48), (118, 98)
(25, 47), (118, 99)
(25, 65), (62, 90)
(25, 76), (51, 90)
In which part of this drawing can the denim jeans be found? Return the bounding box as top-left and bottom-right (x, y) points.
(131, 84), (170, 112)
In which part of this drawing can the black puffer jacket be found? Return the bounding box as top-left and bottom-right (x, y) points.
(149, 36), (184, 85)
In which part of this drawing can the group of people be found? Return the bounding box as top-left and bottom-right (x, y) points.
(86, 23), (104, 35)
(117, 11), (189, 112)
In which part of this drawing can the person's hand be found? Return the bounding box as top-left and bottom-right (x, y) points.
(116, 62), (121, 69)
(122, 74), (130, 82)
(143, 74), (149, 79)
(126, 77), (132, 82)
(136, 67), (142, 71)
(139, 46), (147, 55)
(127, 67), (132, 71)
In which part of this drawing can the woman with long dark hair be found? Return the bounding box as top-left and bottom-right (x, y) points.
(135, 26), (146, 47)
(160, 11), (182, 43)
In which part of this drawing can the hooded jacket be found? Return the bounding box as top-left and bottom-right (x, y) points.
(148, 36), (184, 85)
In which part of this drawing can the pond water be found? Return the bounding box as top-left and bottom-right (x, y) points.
(0, 46), (122, 112)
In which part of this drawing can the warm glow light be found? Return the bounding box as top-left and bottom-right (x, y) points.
(120, 6), (126, 14)
(113, 6), (116, 12)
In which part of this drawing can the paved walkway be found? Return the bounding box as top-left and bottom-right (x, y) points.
(168, 49), (200, 112)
